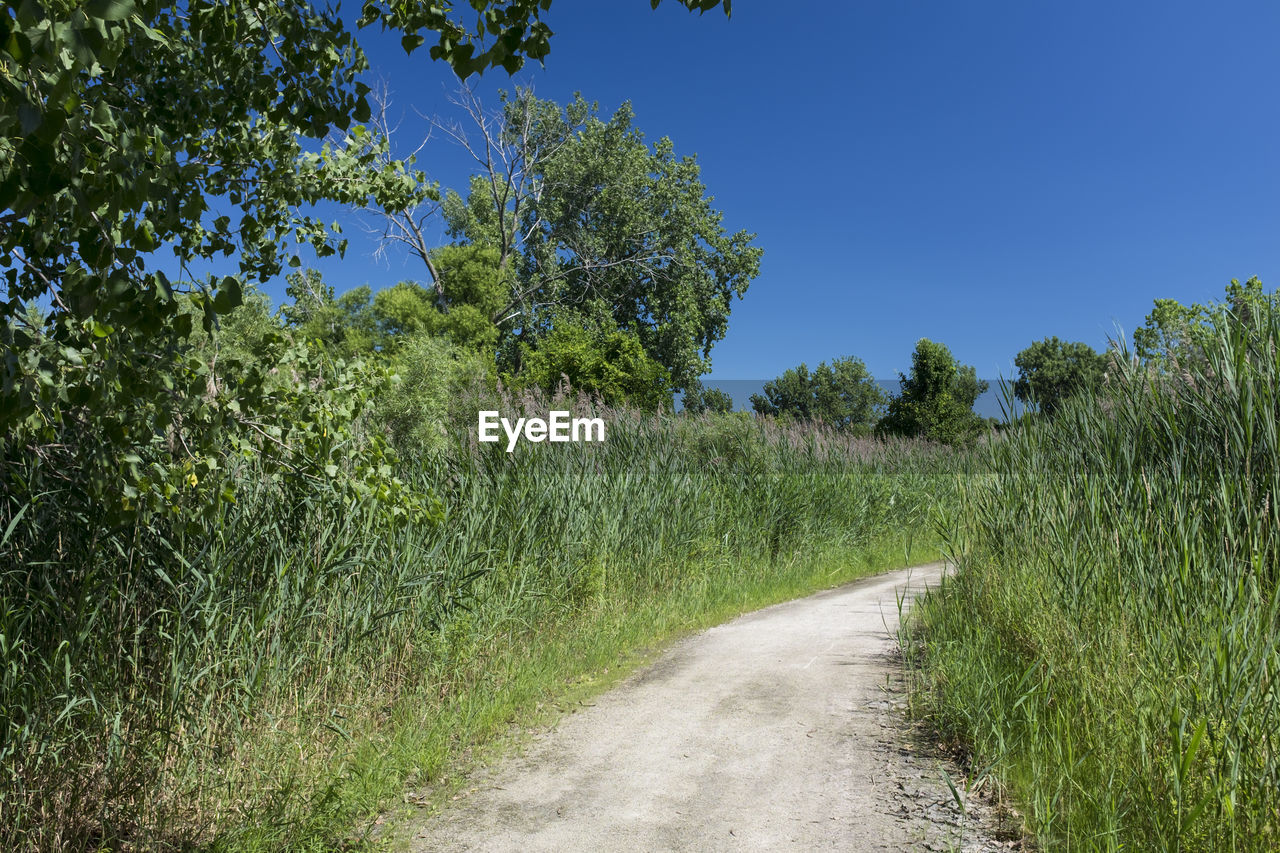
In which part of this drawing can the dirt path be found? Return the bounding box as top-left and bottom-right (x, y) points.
(408, 563), (1011, 852)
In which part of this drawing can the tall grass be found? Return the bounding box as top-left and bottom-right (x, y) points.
(907, 310), (1280, 850)
(1, 383), (968, 850)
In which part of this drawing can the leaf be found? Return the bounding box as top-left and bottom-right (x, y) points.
(212, 276), (243, 314)
(18, 102), (41, 135)
(353, 95), (370, 123)
(85, 0), (136, 22)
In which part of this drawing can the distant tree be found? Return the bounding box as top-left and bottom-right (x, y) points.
(877, 339), (988, 445)
(279, 270), (377, 356)
(1013, 337), (1107, 416)
(750, 356), (886, 434)
(683, 381), (735, 415)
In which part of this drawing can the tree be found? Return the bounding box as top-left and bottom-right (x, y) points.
(1013, 337), (1106, 416)
(1133, 277), (1278, 370)
(750, 356), (886, 434)
(520, 317), (673, 411)
(682, 380), (735, 414)
(433, 91), (762, 391)
(877, 339), (988, 444)
(279, 270), (381, 356)
(348, 84), (568, 318)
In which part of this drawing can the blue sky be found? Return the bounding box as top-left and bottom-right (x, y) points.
(293, 0), (1280, 384)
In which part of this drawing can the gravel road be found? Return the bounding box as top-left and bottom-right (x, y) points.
(408, 562), (1013, 852)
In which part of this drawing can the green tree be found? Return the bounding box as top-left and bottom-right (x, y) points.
(1, 0), (732, 519)
(363, 245), (506, 352)
(280, 270), (380, 356)
(1133, 277), (1278, 370)
(1012, 336), (1107, 416)
(682, 380), (735, 414)
(520, 318), (672, 411)
(441, 91), (761, 391)
(878, 339), (988, 444)
(750, 356), (885, 434)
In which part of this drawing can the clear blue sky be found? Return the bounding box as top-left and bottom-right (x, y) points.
(294, 0), (1280, 384)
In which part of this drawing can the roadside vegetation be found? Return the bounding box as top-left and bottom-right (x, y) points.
(1, 354), (969, 848)
(908, 279), (1280, 851)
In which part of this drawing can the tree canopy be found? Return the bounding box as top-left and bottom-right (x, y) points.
(440, 91), (762, 392)
(877, 339), (988, 444)
(750, 356), (886, 434)
(1013, 336), (1107, 417)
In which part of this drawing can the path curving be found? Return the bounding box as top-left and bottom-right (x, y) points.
(408, 562), (1010, 852)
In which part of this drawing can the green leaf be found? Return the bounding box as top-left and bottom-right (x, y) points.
(212, 276), (243, 314)
(18, 103), (41, 135)
(85, 0), (136, 22)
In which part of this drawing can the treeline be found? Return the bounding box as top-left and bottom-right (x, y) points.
(746, 340), (992, 444)
(743, 332), (1108, 445)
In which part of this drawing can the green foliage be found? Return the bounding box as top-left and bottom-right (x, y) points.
(750, 356), (886, 434)
(190, 284), (286, 368)
(0, 0), (429, 543)
(414, 242), (507, 352)
(1133, 277), (1280, 370)
(877, 339), (988, 444)
(0, 335), (440, 844)
(519, 317), (673, 410)
(375, 332), (494, 456)
(283, 248), (506, 358)
(360, 0), (731, 78)
(280, 270), (381, 356)
(682, 380), (735, 414)
(445, 91), (762, 392)
(1012, 336), (1107, 416)
(368, 266), (502, 354)
(910, 282), (1280, 849)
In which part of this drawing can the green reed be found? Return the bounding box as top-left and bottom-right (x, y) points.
(1, 388), (966, 850)
(908, 311), (1280, 851)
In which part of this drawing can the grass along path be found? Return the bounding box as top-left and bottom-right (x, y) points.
(246, 537), (931, 851)
(398, 561), (1011, 852)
